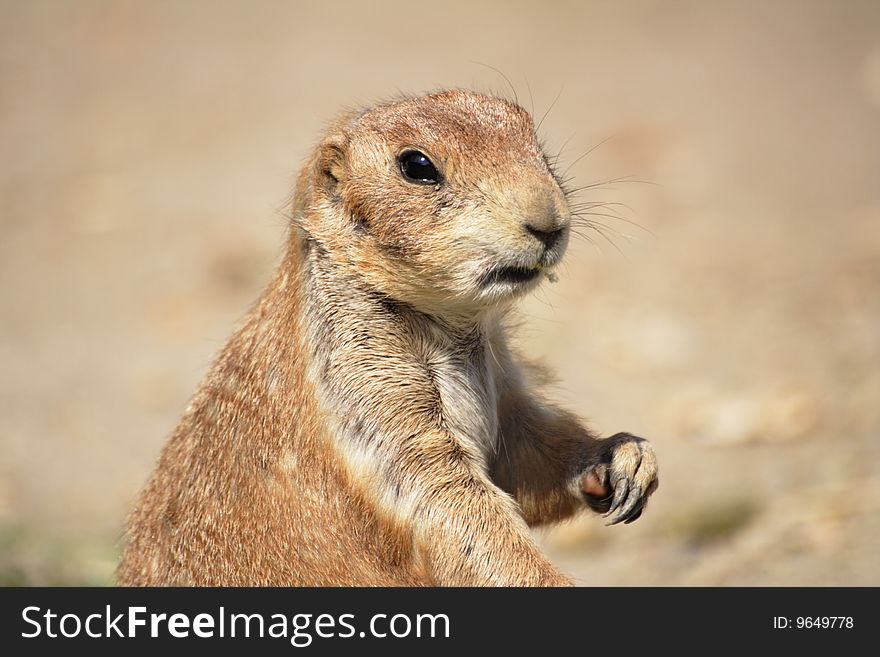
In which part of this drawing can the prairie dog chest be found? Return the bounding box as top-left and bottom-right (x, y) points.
(423, 333), (500, 457)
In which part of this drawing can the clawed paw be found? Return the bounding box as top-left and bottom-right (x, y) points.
(580, 433), (658, 525)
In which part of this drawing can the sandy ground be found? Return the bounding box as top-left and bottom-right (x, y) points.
(1, 0), (878, 585)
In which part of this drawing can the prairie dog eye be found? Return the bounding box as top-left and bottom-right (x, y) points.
(398, 150), (440, 184)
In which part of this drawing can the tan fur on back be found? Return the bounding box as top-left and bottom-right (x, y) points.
(117, 90), (658, 586)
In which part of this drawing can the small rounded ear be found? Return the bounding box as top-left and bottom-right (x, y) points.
(290, 132), (348, 222)
(316, 134), (348, 198)
(290, 163), (314, 224)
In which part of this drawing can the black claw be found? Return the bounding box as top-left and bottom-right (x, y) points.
(623, 507), (643, 525)
(619, 486), (643, 518)
(623, 499), (646, 524)
(604, 478), (629, 518)
(607, 486), (642, 526)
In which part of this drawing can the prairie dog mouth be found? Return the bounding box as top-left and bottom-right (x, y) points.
(479, 265), (543, 287)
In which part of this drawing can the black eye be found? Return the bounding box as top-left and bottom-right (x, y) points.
(398, 150), (440, 184)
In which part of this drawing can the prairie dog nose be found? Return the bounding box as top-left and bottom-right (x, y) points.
(524, 223), (565, 249)
(517, 184), (569, 249)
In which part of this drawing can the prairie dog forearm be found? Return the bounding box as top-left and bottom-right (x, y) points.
(493, 399), (598, 526)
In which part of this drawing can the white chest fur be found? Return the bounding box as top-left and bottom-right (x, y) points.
(423, 335), (500, 460)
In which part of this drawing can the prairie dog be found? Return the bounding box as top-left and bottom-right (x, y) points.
(117, 90), (658, 586)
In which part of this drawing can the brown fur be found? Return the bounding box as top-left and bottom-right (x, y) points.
(117, 90), (658, 586)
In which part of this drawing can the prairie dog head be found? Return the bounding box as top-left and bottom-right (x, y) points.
(294, 90), (571, 315)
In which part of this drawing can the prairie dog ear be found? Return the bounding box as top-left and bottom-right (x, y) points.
(291, 109), (362, 223)
(317, 133), (348, 196)
(290, 132), (348, 222)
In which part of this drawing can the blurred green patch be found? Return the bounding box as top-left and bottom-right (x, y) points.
(668, 497), (760, 547)
(0, 522), (118, 586)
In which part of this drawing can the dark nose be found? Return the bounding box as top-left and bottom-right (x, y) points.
(525, 224), (564, 250)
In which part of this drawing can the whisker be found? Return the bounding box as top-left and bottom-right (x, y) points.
(572, 211), (652, 235)
(469, 61), (519, 105)
(568, 227), (604, 254)
(560, 135), (615, 178)
(524, 76), (536, 119)
(571, 210), (638, 247)
(536, 85), (564, 134)
(591, 225), (626, 257)
(563, 175), (652, 196)
(534, 284), (556, 312)
(594, 223), (635, 244)
(568, 200), (634, 213)
(551, 133), (576, 168)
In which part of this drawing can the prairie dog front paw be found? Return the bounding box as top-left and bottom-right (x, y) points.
(579, 433), (658, 525)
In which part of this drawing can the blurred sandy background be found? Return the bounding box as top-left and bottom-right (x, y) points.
(1, 0), (878, 585)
